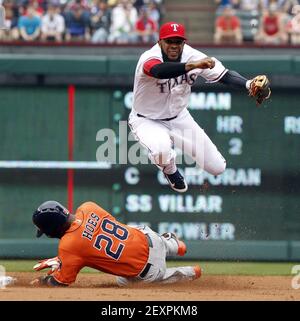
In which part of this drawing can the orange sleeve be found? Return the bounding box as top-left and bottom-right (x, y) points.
(52, 249), (84, 285)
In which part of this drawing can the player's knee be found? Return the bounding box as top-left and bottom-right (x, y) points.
(211, 159), (226, 176)
(208, 158), (226, 176)
(150, 141), (173, 166)
(152, 150), (173, 166)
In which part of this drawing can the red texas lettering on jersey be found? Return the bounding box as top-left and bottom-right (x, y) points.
(143, 58), (197, 93)
(156, 73), (197, 93)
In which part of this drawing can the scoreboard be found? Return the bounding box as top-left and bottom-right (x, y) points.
(108, 87), (300, 242)
(1, 85), (300, 260)
(1, 49), (300, 259)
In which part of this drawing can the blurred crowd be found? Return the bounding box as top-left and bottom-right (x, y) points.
(214, 0), (300, 45)
(0, 0), (163, 43)
(1, 0), (300, 45)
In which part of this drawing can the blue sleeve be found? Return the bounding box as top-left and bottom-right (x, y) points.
(218, 70), (248, 89)
(18, 16), (25, 29)
(35, 17), (41, 28)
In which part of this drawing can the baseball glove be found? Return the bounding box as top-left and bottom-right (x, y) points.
(248, 75), (271, 105)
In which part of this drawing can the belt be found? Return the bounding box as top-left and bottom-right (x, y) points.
(139, 234), (153, 279)
(137, 113), (177, 121)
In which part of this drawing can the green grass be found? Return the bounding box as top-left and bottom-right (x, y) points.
(0, 260), (99, 273)
(1, 260), (299, 276)
(169, 261), (300, 276)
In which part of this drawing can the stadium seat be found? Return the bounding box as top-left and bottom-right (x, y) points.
(215, 9), (260, 42)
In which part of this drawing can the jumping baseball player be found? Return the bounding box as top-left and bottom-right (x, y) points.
(31, 201), (201, 286)
(129, 21), (271, 192)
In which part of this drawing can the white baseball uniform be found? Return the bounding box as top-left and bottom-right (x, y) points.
(116, 225), (197, 285)
(128, 43), (227, 175)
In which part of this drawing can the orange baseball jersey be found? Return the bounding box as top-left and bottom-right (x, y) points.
(52, 202), (149, 285)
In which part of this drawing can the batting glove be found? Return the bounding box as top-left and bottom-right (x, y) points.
(33, 257), (61, 275)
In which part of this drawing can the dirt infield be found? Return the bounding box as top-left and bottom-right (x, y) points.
(0, 272), (299, 301)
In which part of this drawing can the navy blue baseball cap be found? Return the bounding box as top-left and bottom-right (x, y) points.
(33, 201), (70, 238)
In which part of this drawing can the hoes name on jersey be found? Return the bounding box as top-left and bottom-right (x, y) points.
(82, 213), (100, 241)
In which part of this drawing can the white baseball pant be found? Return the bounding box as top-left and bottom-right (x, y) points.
(128, 108), (226, 175)
(116, 225), (197, 286)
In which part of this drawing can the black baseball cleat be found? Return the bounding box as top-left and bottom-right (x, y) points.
(164, 170), (188, 193)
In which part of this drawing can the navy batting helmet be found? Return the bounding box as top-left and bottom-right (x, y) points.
(32, 201), (70, 238)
